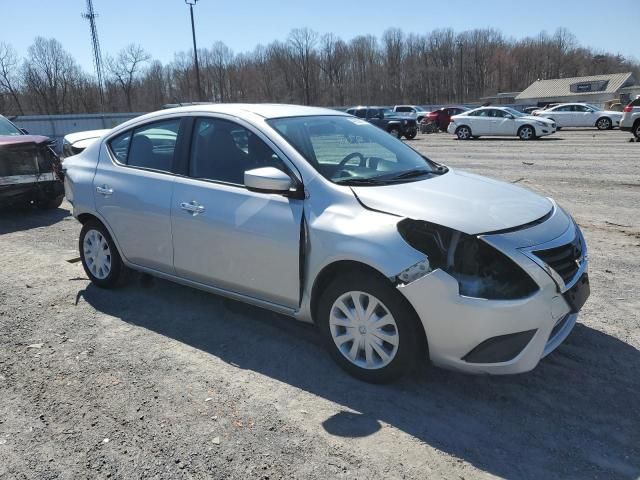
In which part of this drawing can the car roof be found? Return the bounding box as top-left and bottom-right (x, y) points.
(159, 103), (345, 120)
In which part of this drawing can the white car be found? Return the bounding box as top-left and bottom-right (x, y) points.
(63, 104), (589, 382)
(62, 129), (111, 158)
(533, 103), (622, 130)
(620, 96), (640, 140)
(448, 107), (556, 140)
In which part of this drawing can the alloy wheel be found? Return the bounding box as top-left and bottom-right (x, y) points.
(519, 126), (534, 140)
(83, 229), (112, 280)
(457, 127), (471, 140)
(596, 118), (611, 130)
(329, 291), (399, 370)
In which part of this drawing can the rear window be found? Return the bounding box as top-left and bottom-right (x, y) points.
(630, 98), (640, 107)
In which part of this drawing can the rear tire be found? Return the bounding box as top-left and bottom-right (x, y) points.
(518, 125), (536, 140)
(79, 220), (129, 289)
(317, 271), (423, 383)
(634, 122), (640, 140)
(455, 125), (472, 140)
(36, 195), (64, 210)
(596, 117), (612, 130)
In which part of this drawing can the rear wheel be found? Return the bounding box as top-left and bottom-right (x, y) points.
(455, 125), (472, 140)
(79, 220), (129, 288)
(36, 195), (64, 210)
(518, 125), (536, 140)
(596, 117), (612, 130)
(317, 272), (423, 383)
(634, 122), (640, 140)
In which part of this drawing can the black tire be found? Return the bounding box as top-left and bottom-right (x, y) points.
(455, 125), (472, 140)
(518, 125), (536, 140)
(317, 271), (424, 383)
(596, 117), (612, 130)
(388, 126), (401, 138)
(36, 195), (64, 210)
(79, 220), (129, 288)
(404, 131), (417, 140)
(634, 122), (640, 140)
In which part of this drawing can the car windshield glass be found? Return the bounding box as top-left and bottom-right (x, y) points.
(586, 104), (601, 111)
(0, 117), (23, 136)
(267, 115), (442, 185)
(504, 107), (526, 118)
(381, 108), (396, 118)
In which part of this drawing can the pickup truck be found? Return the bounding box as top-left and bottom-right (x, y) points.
(346, 106), (418, 139)
(393, 105), (429, 123)
(621, 97), (640, 140)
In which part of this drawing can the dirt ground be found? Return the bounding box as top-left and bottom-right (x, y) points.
(0, 128), (638, 479)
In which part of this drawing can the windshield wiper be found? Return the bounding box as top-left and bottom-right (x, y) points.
(386, 168), (443, 181)
(334, 177), (388, 186)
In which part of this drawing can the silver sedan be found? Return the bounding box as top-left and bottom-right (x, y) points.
(63, 104), (589, 382)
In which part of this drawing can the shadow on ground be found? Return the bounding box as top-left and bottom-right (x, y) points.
(0, 206), (70, 235)
(77, 276), (640, 479)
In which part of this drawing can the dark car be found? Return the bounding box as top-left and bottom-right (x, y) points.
(346, 107), (418, 139)
(423, 106), (470, 131)
(0, 115), (64, 209)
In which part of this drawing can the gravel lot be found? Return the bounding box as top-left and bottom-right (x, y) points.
(1, 129), (638, 479)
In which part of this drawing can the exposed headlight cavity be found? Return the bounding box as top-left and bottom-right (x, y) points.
(397, 219), (539, 299)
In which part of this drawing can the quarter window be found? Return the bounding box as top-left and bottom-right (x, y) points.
(189, 118), (285, 185)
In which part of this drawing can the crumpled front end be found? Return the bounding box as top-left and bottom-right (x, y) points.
(396, 201), (589, 374)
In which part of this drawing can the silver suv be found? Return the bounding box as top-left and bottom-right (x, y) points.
(63, 104), (589, 382)
(621, 97), (640, 140)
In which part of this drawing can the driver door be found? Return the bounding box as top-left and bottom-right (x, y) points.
(170, 117), (303, 308)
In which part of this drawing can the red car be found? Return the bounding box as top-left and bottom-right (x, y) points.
(423, 106), (470, 131)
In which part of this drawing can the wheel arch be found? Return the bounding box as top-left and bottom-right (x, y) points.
(76, 212), (129, 265)
(595, 116), (612, 128)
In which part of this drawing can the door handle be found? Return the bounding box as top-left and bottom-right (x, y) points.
(180, 201), (205, 216)
(96, 185), (113, 196)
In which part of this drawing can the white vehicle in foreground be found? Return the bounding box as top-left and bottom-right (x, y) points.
(62, 129), (111, 158)
(533, 103), (623, 130)
(64, 104), (589, 382)
(448, 107), (556, 140)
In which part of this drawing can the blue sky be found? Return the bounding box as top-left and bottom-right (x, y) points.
(2, 0), (638, 71)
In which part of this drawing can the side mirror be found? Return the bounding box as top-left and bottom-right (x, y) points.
(20, 128), (29, 134)
(244, 167), (294, 194)
(505, 114), (514, 120)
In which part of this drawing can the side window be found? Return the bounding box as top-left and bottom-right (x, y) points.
(189, 118), (285, 185)
(396, 107), (410, 113)
(109, 119), (181, 172)
(366, 109), (379, 118)
(556, 106), (572, 112)
(353, 109), (367, 119)
(574, 105), (589, 112)
(492, 110), (506, 118)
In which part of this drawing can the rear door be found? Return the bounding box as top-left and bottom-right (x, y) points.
(93, 117), (184, 273)
(547, 105), (572, 127)
(466, 109), (492, 135)
(170, 116), (303, 308)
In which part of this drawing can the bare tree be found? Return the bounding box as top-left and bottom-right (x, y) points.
(106, 44), (151, 111)
(288, 28), (319, 105)
(0, 42), (24, 115)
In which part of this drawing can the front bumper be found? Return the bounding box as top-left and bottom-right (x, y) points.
(397, 204), (588, 375)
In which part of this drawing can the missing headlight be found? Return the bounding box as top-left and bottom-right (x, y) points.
(397, 219), (538, 299)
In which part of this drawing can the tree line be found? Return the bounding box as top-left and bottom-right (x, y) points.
(0, 27), (638, 116)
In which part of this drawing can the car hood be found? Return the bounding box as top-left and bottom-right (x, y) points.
(0, 135), (50, 147)
(351, 169), (553, 235)
(523, 115), (553, 124)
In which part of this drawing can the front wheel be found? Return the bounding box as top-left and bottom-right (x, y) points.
(518, 125), (536, 140)
(634, 123), (640, 140)
(455, 125), (472, 140)
(317, 272), (423, 383)
(404, 130), (417, 140)
(596, 117), (612, 130)
(79, 220), (129, 288)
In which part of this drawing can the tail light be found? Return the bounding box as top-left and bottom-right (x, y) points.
(624, 105), (633, 113)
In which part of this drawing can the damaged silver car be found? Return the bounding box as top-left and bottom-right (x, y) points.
(63, 104), (590, 382)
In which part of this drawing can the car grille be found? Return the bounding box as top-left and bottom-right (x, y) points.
(532, 235), (583, 284)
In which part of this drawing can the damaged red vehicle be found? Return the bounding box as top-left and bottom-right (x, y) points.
(0, 115), (64, 209)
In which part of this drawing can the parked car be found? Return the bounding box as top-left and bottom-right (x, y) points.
(533, 103), (622, 130)
(0, 115), (64, 209)
(62, 129), (111, 158)
(448, 107), (556, 140)
(620, 96), (640, 140)
(393, 105), (429, 123)
(346, 106), (417, 139)
(64, 104), (589, 383)
(424, 106), (470, 131)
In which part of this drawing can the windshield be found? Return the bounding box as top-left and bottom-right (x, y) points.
(381, 108), (396, 118)
(267, 115), (443, 185)
(0, 117), (23, 136)
(586, 104), (601, 111)
(503, 107), (526, 118)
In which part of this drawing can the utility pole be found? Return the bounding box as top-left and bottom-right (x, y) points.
(185, 0), (203, 101)
(82, 0), (105, 110)
(457, 40), (464, 104)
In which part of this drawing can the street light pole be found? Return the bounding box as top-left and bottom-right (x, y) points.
(185, 0), (203, 101)
(457, 40), (464, 104)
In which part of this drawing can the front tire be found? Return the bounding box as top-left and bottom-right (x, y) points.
(317, 272), (423, 383)
(596, 117), (612, 130)
(455, 125), (472, 140)
(634, 122), (640, 140)
(518, 125), (536, 140)
(79, 220), (128, 288)
(404, 130), (417, 140)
